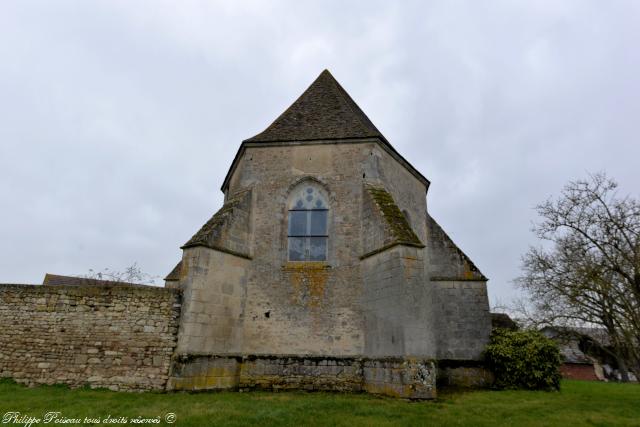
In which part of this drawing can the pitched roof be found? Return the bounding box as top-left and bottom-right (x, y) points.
(540, 327), (595, 364)
(541, 326), (612, 347)
(222, 70), (430, 193)
(245, 69), (385, 143)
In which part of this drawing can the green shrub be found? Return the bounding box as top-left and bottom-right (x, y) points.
(484, 329), (562, 391)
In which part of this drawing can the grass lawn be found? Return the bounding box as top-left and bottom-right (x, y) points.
(0, 380), (638, 426)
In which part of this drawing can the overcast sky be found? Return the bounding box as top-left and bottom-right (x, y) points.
(1, 1), (639, 305)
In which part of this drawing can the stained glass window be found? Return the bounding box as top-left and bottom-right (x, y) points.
(288, 185), (328, 261)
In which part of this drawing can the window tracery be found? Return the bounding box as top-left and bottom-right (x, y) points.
(287, 184), (328, 261)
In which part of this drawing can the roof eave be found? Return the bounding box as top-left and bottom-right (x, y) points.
(220, 137), (430, 193)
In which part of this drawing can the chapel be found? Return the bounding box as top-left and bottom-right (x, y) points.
(164, 70), (491, 398)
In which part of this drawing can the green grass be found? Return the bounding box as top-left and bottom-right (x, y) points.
(0, 380), (638, 426)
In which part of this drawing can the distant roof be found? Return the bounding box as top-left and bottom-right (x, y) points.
(540, 327), (595, 364)
(246, 69), (384, 143)
(43, 273), (154, 288)
(541, 326), (612, 347)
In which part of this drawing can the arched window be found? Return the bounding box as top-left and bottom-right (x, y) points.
(288, 184), (328, 261)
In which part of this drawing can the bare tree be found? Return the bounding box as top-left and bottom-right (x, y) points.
(517, 173), (640, 381)
(82, 262), (160, 285)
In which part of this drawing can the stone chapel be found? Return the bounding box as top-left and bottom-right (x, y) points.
(162, 70), (491, 398)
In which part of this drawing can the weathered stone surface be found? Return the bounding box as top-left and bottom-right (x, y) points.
(183, 188), (252, 258)
(174, 247), (249, 355)
(0, 284), (181, 391)
(360, 245), (436, 359)
(221, 141), (433, 357)
(169, 354), (436, 399)
(437, 360), (494, 388)
(164, 70), (492, 399)
(432, 280), (491, 360)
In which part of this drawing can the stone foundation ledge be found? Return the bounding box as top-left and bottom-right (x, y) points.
(168, 354), (436, 399)
(436, 359), (494, 388)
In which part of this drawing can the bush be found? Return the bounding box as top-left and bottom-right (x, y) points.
(484, 329), (562, 391)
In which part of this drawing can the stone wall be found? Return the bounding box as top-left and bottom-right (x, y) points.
(424, 210), (491, 361)
(232, 143), (371, 356)
(437, 360), (494, 388)
(433, 280), (491, 360)
(370, 145), (428, 244)
(222, 141), (431, 357)
(172, 138), (492, 397)
(360, 246), (436, 358)
(0, 284), (181, 391)
(169, 354), (436, 399)
(175, 247), (249, 355)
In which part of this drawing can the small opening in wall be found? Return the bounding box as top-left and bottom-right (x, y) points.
(391, 335), (395, 344)
(264, 311), (270, 318)
(363, 173), (366, 179)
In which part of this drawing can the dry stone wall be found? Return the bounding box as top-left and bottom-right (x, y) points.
(0, 284), (181, 391)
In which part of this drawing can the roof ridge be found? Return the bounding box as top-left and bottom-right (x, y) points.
(321, 70), (379, 137)
(323, 70), (384, 137)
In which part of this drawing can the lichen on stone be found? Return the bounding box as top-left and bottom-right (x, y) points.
(365, 185), (423, 247)
(283, 262), (330, 309)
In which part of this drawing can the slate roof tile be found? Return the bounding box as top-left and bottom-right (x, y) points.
(246, 69), (384, 143)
